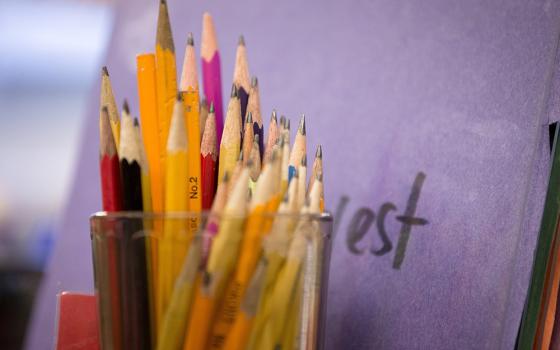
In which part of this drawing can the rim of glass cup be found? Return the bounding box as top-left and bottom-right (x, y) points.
(90, 211), (333, 222)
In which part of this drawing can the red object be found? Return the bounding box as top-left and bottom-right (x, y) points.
(201, 153), (217, 209)
(56, 292), (99, 350)
(100, 154), (123, 211)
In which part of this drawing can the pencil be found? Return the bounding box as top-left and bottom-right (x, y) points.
(119, 102), (144, 211)
(218, 85), (241, 184)
(201, 12), (224, 145)
(158, 94), (189, 329)
(309, 145), (324, 212)
(183, 167), (250, 350)
(134, 118), (152, 212)
(233, 35), (251, 128)
(156, 236), (202, 350)
(247, 174), (299, 350)
(180, 33), (202, 236)
(100, 67), (120, 149)
(247, 77), (263, 157)
(288, 115), (306, 183)
(242, 112), (255, 167)
(155, 0), (178, 181)
(263, 110), (278, 164)
(100, 107), (123, 212)
(98, 106), (123, 350)
(223, 256), (268, 350)
(296, 155), (307, 211)
(201, 103), (218, 210)
(227, 152), (244, 200)
(199, 98), (209, 140)
(201, 173), (229, 268)
(136, 53), (163, 213)
(119, 101), (151, 349)
(209, 157), (278, 349)
(248, 135), (261, 185)
(281, 127), (291, 194)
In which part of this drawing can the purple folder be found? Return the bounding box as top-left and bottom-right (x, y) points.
(25, 0), (560, 349)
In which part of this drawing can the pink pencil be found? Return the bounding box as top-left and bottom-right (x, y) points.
(201, 12), (224, 145)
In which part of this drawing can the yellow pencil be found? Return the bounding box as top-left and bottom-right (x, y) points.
(100, 67), (120, 149)
(183, 166), (250, 350)
(155, 0), (178, 182)
(218, 85), (242, 184)
(157, 236), (201, 350)
(209, 157), (277, 348)
(223, 256), (268, 350)
(180, 33), (202, 236)
(158, 94), (189, 326)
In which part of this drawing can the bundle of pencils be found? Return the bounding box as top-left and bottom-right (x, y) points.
(96, 2), (326, 350)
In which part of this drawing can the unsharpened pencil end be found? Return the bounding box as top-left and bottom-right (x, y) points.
(122, 100), (130, 114)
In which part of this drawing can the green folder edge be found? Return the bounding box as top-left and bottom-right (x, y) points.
(518, 125), (560, 349)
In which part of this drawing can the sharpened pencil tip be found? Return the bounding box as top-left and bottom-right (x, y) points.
(187, 32), (194, 45)
(299, 115), (306, 135)
(279, 115), (286, 128)
(316, 172), (323, 182)
(209, 102), (215, 113)
(271, 110), (277, 123)
(251, 76), (258, 87)
(133, 117), (139, 127)
(101, 106), (109, 113)
(122, 100), (130, 114)
(101, 66), (109, 76)
(176, 92), (183, 101)
(316, 145), (322, 158)
(301, 154), (307, 167)
(231, 84), (238, 98)
(238, 35), (245, 46)
(246, 112), (253, 124)
(254, 134), (260, 143)
(286, 119), (291, 131)
(160, 0), (166, 5)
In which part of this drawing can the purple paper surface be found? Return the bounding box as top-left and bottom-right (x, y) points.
(25, 1), (560, 349)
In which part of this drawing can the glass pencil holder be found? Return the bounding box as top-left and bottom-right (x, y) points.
(90, 211), (333, 350)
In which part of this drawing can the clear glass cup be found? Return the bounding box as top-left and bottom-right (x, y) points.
(90, 211), (333, 350)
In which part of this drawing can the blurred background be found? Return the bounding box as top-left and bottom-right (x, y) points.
(0, 1), (112, 348)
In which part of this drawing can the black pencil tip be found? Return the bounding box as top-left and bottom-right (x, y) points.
(101, 66), (109, 76)
(187, 32), (194, 45)
(122, 100), (130, 114)
(251, 76), (258, 87)
(271, 110), (277, 123)
(299, 115), (306, 135)
(279, 115), (286, 128)
(246, 112), (253, 124)
(231, 84), (238, 98)
(176, 92), (183, 101)
(301, 154), (307, 167)
(238, 35), (245, 46)
(209, 102), (215, 113)
(101, 106), (109, 113)
(254, 134), (260, 143)
(286, 119), (291, 131)
(316, 145), (322, 158)
(133, 117), (139, 127)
